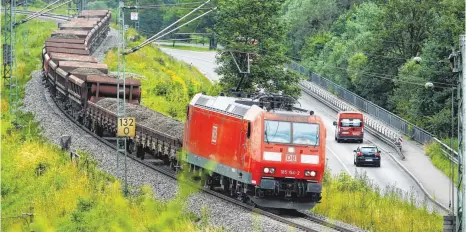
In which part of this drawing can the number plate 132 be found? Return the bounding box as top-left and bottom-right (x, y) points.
(117, 117), (136, 137)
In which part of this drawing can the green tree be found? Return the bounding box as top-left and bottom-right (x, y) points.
(214, 0), (300, 97)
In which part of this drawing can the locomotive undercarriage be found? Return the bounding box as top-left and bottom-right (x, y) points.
(248, 178), (322, 210)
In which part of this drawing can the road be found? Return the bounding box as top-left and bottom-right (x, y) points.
(157, 46), (451, 213)
(158, 47), (221, 81)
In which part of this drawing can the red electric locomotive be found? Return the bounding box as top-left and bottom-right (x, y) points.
(182, 93), (326, 210)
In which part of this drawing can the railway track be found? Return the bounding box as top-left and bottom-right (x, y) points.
(20, 9), (362, 232)
(41, 76), (359, 232)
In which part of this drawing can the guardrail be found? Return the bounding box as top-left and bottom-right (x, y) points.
(297, 73), (452, 213)
(298, 80), (405, 160)
(287, 62), (458, 164)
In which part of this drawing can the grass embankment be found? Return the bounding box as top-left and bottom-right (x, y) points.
(104, 28), (444, 232)
(1, 19), (219, 231)
(425, 138), (459, 186)
(313, 170), (442, 231)
(1, 112), (220, 231)
(1, 16), (57, 99)
(104, 28), (221, 121)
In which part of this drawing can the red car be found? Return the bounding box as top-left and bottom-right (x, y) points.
(333, 111), (364, 143)
(183, 93), (327, 210)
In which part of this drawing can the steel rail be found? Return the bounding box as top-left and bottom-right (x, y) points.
(29, 10), (360, 232)
(41, 80), (356, 232)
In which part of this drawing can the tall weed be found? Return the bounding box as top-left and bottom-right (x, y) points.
(313, 170), (443, 231)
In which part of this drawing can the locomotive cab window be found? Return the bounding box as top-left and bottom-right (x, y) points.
(264, 120), (291, 144)
(293, 122), (319, 146)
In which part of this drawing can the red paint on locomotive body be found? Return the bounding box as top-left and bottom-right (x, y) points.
(183, 93), (326, 210)
(254, 111), (326, 184)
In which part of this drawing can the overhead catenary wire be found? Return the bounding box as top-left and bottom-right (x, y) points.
(220, 38), (456, 88)
(17, 0), (73, 25)
(313, 63), (456, 88)
(135, 1), (205, 7)
(124, 8), (216, 55)
(22, 0), (61, 21)
(124, 0), (212, 54)
(217, 42), (455, 88)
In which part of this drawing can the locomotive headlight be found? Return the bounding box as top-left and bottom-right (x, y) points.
(270, 168), (275, 174)
(304, 170), (317, 177)
(288, 147), (295, 153)
(263, 168), (270, 173)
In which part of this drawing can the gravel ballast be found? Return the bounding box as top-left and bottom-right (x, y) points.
(21, 70), (314, 232)
(95, 98), (184, 139)
(17, 20), (357, 231)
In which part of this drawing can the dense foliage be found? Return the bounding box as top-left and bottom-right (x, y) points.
(213, 0), (300, 97)
(290, 0), (465, 138)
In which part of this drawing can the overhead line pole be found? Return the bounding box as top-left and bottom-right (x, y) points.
(113, 1), (215, 195)
(117, 0), (128, 196)
(459, 34), (466, 232)
(3, 0), (19, 126)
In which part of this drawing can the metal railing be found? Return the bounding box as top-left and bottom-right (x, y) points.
(287, 62), (459, 164)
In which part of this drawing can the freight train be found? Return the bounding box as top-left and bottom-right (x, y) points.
(41, 10), (327, 210)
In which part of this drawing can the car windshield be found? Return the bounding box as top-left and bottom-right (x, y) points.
(293, 122), (319, 145)
(340, 118), (362, 127)
(360, 147), (378, 154)
(264, 120), (291, 143)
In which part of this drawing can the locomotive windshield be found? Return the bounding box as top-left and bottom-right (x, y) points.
(264, 120), (292, 143)
(264, 120), (319, 145)
(293, 122), (319, 145)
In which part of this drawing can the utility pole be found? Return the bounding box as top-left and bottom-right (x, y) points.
(458, 34), (466, 232)
(135, 0), (139, 32)
(117, 0), (128, 196)
(3, 0), (19, 126)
